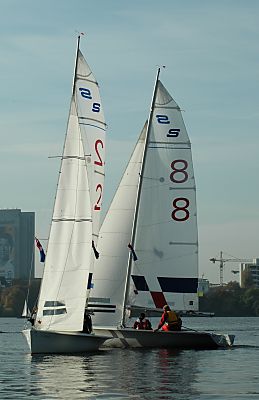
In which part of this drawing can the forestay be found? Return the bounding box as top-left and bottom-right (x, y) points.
(36, 49), (106, 332)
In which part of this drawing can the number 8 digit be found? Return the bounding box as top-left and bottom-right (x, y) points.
(171, 198), (189, 221)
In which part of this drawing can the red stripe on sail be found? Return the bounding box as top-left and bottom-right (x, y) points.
(150, 291), (167, 309)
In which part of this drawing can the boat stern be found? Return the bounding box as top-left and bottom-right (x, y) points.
(22, 328), (109, 354)
(210, 333), (235, 347)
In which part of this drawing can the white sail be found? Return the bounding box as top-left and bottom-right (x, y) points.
(36, 47), (106, 332)
(90, 123), (147, 327)
(91, 76), (198, 329)
(129, 81), (198, 313)
(22, 299), (29, 318)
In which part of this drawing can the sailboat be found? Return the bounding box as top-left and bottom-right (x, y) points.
(22, 36), (108, 354)
(21, 299), (30, 318)
(88, 68), (235, 349)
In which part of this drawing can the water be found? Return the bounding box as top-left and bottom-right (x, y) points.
(0, 317), (259, 399)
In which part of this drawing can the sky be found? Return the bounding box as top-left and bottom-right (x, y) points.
(0, 1), (258, 284)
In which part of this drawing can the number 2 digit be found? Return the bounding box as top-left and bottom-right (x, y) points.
(94, 139), (104, 166)
(94, 184), (102, 211)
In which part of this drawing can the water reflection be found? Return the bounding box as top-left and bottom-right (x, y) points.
(111, 348), (200, 399)
(2, 317), (259, 399)
(26, 348), (200, 399)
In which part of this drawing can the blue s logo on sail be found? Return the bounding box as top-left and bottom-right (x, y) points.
(156, 115), (180, 137)
(92, 103), (101, 113)
(167, 129), (180, 137)
(79, 88), (101, 113)
(79, 88), (92, 99)
(156, 115), (170, 124)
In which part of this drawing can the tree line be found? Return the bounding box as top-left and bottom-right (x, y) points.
(0, 279), (40, 317)
(199, 281), (259, 316)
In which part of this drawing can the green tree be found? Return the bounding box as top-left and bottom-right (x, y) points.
(242, 288), (259, 316)
(241, 268), (254, 288)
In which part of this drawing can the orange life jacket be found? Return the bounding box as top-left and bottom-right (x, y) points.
(165, 310), (179, 326)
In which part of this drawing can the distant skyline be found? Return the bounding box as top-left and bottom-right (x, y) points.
(0, 1), (258, 283)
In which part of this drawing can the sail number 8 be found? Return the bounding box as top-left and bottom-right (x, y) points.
(171, 198), (189, 221)
(170, 160), (190, 222)
(170, 160), (188, 183)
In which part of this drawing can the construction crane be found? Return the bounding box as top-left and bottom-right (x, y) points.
(209, 251), (252, 285)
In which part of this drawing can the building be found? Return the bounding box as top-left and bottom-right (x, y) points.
(0, 209), (35, 284)
(240, 259), (259, 288)
(197, 278), (210, 296)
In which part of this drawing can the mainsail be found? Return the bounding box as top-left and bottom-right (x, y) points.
(90, 70), (198, 328)
(128, 80), (198, 314)
(36, 40), (106, 332)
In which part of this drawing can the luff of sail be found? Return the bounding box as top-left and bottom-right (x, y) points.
(35, 46), (106, 332)
(129, 80), (198, 313)
(89, 123), (147, 327)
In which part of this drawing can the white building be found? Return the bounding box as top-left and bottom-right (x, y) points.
(0, 209), (35, 284)
(240, 259), (259, 288)
(198, 278), (210, 296)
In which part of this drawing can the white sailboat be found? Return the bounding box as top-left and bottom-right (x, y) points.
(22, 36), (108, 354)
(88, 68), (234, 349)
(21, 299), (30, 318)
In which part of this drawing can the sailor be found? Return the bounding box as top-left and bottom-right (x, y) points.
(133, 312), (152, 330)
(28, 306), (37, 326)
(153, 304), (182, 332)
(82, 309), (93, 334)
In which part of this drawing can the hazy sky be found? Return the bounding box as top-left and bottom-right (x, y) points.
(0, 1), (258, 283)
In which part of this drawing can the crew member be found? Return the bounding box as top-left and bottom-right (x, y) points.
(28, 306), (37, 326)
(133, 312), (152, 330)
(154, 304), (182, 332)
(83, 309), (93, 334)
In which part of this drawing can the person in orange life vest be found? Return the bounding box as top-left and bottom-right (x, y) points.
(133, 312), (152, 330)
(153, 304), (182, 332)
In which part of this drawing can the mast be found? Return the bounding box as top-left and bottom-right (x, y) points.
(72, 35), (81, 95)
(121, 67), (161, 326)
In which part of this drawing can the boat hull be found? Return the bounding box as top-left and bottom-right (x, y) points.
(22, 329), (108, 355)
(93, 327), (234, 349)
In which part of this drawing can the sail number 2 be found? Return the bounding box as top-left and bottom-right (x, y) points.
(79, 87), (104, 212)
(94, 140), (104, 211)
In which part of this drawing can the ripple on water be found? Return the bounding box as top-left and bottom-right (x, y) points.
(1, 318), (259, 399)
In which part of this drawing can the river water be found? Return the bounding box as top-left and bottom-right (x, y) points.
(0, 317), (258, 399)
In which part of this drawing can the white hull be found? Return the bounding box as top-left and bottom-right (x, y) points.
(22, 329), (108, 355)
(93, 327), (234, 349)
